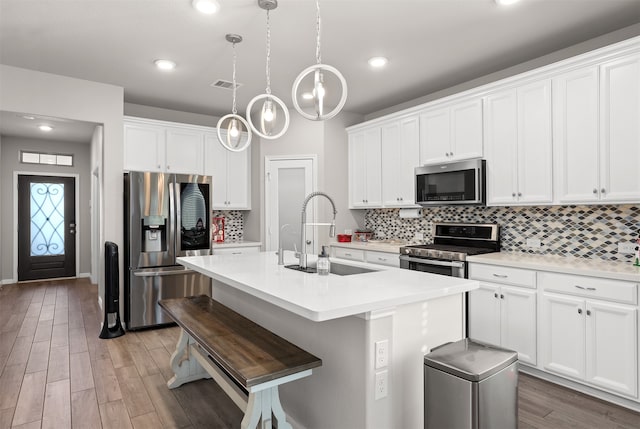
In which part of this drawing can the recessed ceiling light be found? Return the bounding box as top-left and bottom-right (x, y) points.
(39, 125), (53, 132)
(22, 115), (36, 120)
(368, 57), (388, 68)
(192, 0), (220, 14)
(154, 59), (177, 71)
(495, 0), (520, 5)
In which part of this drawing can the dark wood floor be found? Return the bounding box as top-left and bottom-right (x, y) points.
(1, 278), (639, 428)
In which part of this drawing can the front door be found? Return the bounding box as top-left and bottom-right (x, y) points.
(18, 175), (76, 281)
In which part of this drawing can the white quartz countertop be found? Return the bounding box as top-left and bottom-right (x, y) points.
(211, 241), (261, 249)
(178, 252), (478, 322)
(467, 252), (640, 282)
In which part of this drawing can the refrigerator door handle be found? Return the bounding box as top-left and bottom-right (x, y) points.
(133, 269), (199, 277)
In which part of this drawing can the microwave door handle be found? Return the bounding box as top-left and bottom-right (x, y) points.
(399, 255), (465, 268)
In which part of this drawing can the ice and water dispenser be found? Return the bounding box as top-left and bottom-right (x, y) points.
(141, 216), (167, 253)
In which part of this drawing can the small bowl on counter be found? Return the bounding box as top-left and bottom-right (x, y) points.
(337, 234), (352, 242)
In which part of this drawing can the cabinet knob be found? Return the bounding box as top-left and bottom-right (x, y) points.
(578, 308), (582, 315)
(518, 192), (522, 197)
(593, 188), (598, 194)
(601, 188), (606, 194)
(445, 152), (449, 157)
(586, 310), (591, 316)
(500, 294), (505, 299)
(449, 152), (453, 157)
(157, 164), (161, 169)
(512, 192), (516, 197)
(494, 293), (498, 298)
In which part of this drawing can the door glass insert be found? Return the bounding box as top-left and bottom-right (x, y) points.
(30, 182), (65, 256)
(180, 183), (210, 251)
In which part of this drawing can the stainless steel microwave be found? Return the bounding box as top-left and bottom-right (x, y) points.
(415, 159), (486, 206)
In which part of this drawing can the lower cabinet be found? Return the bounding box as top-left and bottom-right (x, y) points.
(541, 290), (638, 398)
(330, 246), (400, 268)
(468, 281), (537, 365)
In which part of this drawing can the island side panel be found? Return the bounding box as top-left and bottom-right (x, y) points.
(212, 279), (368, 429)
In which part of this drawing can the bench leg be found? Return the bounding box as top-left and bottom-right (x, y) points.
(240, 387), (292, 429)
(167, 328), (211, 389)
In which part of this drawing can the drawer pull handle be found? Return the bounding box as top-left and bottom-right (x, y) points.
(492, 274), (508, 278)
(578, 308), (582, 314)
(345, 253), (352, 256)
(575, 285), (596, 291)
(378, 257), (387, 261)
(494, 293), (499, 298)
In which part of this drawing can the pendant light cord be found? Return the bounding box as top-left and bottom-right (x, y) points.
(315, 0), (321, 65)
(265, 9), (271, 95)
(232, 41), (238, 114)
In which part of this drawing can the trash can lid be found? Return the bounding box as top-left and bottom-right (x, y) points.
(424, 338), (518, 382)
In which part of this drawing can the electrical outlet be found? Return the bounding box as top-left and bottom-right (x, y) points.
(375, 370), (388, 400)
(618, 242), (637, 254)
(526, 238), (541, 249)
(375, 340), (388, 369)
(414, 232), (424, 241)
(344, 229), (353, 235)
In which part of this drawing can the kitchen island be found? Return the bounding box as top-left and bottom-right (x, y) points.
(177, 251), (478, 429)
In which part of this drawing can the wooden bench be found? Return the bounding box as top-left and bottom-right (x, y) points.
(158, 295), (322, 429)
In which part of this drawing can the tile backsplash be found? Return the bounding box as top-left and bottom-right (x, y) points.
(212, 210), (244, 242)
(364, 205), (639, 262)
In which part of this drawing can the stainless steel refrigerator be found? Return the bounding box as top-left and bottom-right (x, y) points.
(124, 171), (212, 330)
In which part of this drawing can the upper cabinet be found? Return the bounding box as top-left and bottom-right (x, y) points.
(349, 127), (382, 208)
(123, 117), (205, 175)
(381, 116), (420, 207)
(204, 133), (251, 210)
(553, 53), (640, 204)
(419, 98), (483, 165)
(484, 80), (553, 205)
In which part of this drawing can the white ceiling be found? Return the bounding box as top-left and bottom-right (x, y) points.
(1, 0), (639, 141)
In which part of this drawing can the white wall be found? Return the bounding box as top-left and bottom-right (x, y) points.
(0, 65), (123, 310)
(0, 137), (92, 282)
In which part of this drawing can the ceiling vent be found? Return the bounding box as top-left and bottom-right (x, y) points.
(211, 79), (242, 90)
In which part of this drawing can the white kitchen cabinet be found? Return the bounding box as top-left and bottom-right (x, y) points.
(541, 271), (638, 398)
(484, 80), (553, 205)
(599, 53), (640, 203)
(123, 117), (205, 175)
(330, 246), (400, 268)
(381, 116), (420, 207)
(349, 128), (382, 208)
(204, 133), (251, 210)
(468, 264), (537, 365)
(419, 98), (483, 165)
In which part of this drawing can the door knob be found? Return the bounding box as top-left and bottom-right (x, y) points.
(306, 240), (312, 245)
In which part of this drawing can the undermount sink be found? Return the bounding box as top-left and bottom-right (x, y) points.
(285, 262), (379, 276)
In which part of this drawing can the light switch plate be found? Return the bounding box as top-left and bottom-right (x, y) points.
(618, 242), (637, 254)
(526, 238), (541, 249)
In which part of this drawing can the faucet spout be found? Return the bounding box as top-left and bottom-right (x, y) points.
(299, 191), (337, 269)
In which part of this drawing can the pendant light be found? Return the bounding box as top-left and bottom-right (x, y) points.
(246, 0), (290, 140)
(216, 34), (252, 152)
(291, 0), (347, 121)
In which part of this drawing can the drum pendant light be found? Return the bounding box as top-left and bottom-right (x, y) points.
(246, 0), (290, 140)
(217, 34), (252, 152)
(291, 0), (347, 121)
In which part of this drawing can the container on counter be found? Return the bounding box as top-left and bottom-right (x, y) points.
(337, 234), (352, 242)
(353, 230), (373, 242)
(317, 246), (330, 275)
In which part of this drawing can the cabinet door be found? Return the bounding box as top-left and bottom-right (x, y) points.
(349, 131), (368, 208)
(517, 80), (553, 204)
(363, 128), (383, 207)
(600, 53), (640, 202)
(381, 122), (402, 206)
(585, 300), (637, 397)
(542, 293), (585, 381)
(419, 108), (450, 165)
(225, 148), (250, 209)
(484, 90), (518, 204)
(450, 98), (483, 161)
(399, 116), (420, 204)
(205, 134), (229, 208)
(468, 282), (501, 346)
(123, 122), (165, 172)
(553, 66), (600, 203)
(501, 286), (537, 365)
(165, 127), (205, 174)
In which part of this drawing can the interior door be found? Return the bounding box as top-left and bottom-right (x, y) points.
(18, 175), (76, 281)
(265, 157), (314, 254)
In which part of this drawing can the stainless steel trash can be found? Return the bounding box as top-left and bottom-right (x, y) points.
(424, 338), (518, 429)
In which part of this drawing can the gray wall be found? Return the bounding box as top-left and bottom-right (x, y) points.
(0, 136), (92, 281)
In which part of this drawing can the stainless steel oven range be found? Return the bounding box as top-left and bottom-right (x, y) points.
(399, 223), (500, 278)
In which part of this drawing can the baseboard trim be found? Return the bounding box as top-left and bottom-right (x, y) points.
(1, 279), (16, 286)
(77, 272), (91, 278)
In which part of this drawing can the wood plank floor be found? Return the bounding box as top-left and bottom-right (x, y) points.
(1, 278), (639, 428)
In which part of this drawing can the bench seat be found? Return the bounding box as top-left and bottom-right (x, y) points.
(159, 295), (322, 429)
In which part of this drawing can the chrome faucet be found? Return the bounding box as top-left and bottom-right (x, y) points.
(299, 191), (337, 269)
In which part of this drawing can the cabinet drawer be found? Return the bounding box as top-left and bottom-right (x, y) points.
(366, 250), (400, 267)
(332, 247), (365, 262)
(539, 272), (637, 304)
(469, 264), (536, 289)
(212, 246), (260, 255)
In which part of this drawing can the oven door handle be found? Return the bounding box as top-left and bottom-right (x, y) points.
(399, 255), (465, 268)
